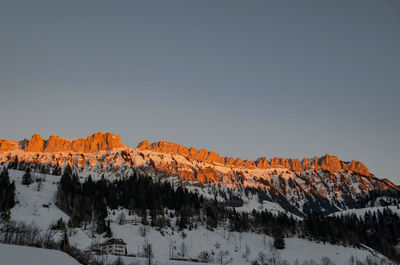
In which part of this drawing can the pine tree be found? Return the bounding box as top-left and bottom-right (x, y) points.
(0, 168), (10, 211)
(5, 181), (15, 210)
(22, 168), (33, 186)
(141, 210), (149, 226)
(273, 231), (285, 249)
(60, 230), (70, 252)
(0, 168), (15, 213)
(179, 209), (188, 230)
(0, 167), (10, 187)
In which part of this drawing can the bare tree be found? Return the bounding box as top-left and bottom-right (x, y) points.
(139, 225), (147, 237)
(42, 228), (57, 248)
(216, 250), (232, 265)
(257, 251), (267, 265)
(215, 241), (221, 249)
(179, 242), (187, 258)
(320, 257), (335, 265)
(243, 244), (250, 262)
(263, 234), (267, 250)
(36, 180), (42, 192)
(142, 239), (154, 265)
(198, 250), (212, 263)
(266, 248), (281, 265)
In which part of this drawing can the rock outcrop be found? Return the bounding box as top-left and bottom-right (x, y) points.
(256, 157), (270, 168)
(25, 134), (45, 152)
(0, 139), (19, 152)
(137, 140), (371, 177)
(319, 154), (342, 173)
(43, 135), (73, 152)
(70, 132), (124, 153)
(0, 132), (124, 153)
(346, 160), (370, 176)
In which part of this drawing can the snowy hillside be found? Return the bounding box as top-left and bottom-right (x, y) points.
(8, 169), (69, 230)
(2, 168), (390, 265)
(96, 212), (373, 265)
(0, 243), (82, 265)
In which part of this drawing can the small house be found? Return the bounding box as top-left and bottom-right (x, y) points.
(99, 238), (127, 255)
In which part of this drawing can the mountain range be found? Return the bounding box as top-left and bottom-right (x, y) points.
(1, 132), (398, 217)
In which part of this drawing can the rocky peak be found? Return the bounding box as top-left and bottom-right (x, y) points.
(25, 134), (45, 152)
(137, 140), (150, 150)
(81, 132), (124, 153)
(319, 154), (342, 173)
(346, 160), (370, 176)
(0, 139), (19, 152)
(43, 135), (72, 152)
(255, 157), (270, 168)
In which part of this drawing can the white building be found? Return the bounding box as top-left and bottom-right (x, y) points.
(99, 238), (127, 255)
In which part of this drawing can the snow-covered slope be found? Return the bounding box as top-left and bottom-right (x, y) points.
(1, 168), (393, 265)
(65, 206), (382, 265)
(8, 169), (69, 230)
(106, 215), (372, 265)
(0, 243), (82, 265)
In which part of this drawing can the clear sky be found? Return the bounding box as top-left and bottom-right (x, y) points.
(0, 1), (399, 183)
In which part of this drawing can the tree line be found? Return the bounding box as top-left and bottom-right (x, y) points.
(303, 208), (400, 262)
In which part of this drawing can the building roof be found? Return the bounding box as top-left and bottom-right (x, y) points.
(100, 238), (127, 246)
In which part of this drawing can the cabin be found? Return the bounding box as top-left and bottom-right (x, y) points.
(99, 238), (127, 255)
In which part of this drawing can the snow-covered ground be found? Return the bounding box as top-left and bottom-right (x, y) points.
(0, 243), (82, 265)
(107, 222), (371, 265)
(8, 169), (70, 230)
(65, 206), (375, 265)
(2, 168), (388, 265)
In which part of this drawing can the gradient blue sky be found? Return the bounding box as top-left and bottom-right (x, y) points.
(1, 1), (399, 182)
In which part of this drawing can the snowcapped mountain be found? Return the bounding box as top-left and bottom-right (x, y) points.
(0, 132), (399, 217)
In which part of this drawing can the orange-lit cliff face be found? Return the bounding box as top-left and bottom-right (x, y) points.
(0, 139), (19, 152)
(0, 132), (125, 153)
(0, 132), (398, 216)
(0, 133), (372, 178)
(137, 140), (371, 177)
